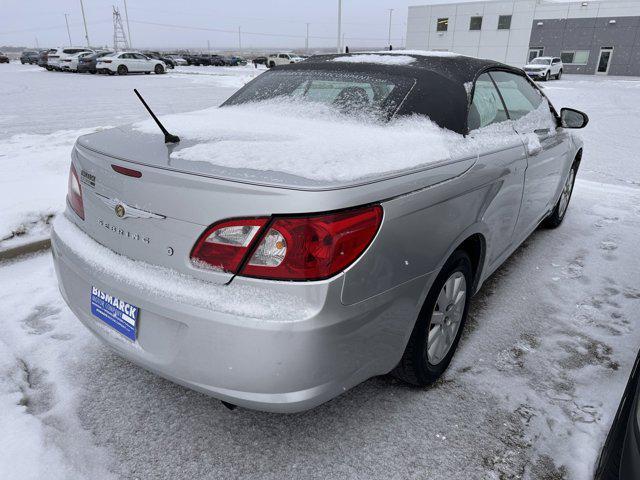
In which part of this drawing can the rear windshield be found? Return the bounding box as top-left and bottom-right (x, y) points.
(224, 70), (414, 120)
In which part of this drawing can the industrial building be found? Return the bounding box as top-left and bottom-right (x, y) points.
(405, 0), (640, 75)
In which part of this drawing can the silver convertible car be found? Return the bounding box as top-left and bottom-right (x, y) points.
(51, 52), (588, 412)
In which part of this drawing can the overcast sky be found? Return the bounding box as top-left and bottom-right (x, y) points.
(1, 0), (620, 51)
(1, 0), (423, 51)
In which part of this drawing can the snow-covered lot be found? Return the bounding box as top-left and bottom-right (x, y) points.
(1, 63), (640, 479)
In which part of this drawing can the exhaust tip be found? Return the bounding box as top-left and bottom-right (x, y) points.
(221, 400), (237, 411)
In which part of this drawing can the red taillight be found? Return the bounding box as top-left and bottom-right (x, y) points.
(67, 163), (84, 220)
(190, 205), (383, 281)
(190, 218), (269, 273)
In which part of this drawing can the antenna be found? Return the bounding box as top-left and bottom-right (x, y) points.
(133, 89), (180, 144)
(112, 6), (130, 52)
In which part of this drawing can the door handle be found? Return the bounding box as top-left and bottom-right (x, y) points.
(534, 128), (551, 136)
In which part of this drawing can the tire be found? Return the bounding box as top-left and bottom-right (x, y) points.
(108, 70), (115, 76)
(393, 250), (473, 386)
(556, 69), (562, 80)
(154, 64), (164, 74)
(268, 61), (275, 68)
(117, 65), (128, 75)
(144, 71), (150, 74)
(542, 164), (577, 229)
(544, 71), (550, 81)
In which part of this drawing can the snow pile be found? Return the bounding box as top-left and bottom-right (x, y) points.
(134, 100), (464, 182)
(0, 127), (109, 246)
(53, 215), (316, 322)
(332, 54), (416, 66)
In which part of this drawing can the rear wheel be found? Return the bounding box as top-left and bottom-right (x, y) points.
(154, 64), (164, 74)
(268, 61), (275, 68)
(542, 164), (577, 228)
(393, 251), (472, 386)
(544, 71), (550, 81)
(117, 65), (128, 75)
(556, 69), (563, 80)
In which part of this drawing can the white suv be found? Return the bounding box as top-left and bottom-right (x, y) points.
(48, 47), (94, 71)
(96, 51), (166, 75)
(523, 56), (563, 81)
(267, 53), (304, 68)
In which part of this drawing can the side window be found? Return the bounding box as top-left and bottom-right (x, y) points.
(468, 73), (508, 130)
(497, 15), (512, 30)
(437, 18), (449, 32)
(489, 71), (543, 122)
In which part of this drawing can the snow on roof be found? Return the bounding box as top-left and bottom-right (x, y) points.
(131, 99), (557, 182)
(366, 49), (463, 58)
(332, 54), (416, 66)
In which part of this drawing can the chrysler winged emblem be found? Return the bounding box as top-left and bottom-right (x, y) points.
(95, 193), (165, 220)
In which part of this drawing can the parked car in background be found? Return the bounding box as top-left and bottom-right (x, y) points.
(62, 51), (94, 72)
(194, 54), (226, 66)
(523, 56), (563, 81)
(252, 56), (268, 67)
(267, 53), (304, 67)
(97, 51), (166, 75)
(224, 55), (247, 66)
(48, 47), (93, 71)
(20, 51), (40, 64)
(0, 52), (9, 63)
(144, 52), (175, 69)
(166, 54), (188, 66)
(595, 348), (640, 479)
(52, 52), (588, 413)
(77, 51), (114, 74)
(39, 49), (55, 69)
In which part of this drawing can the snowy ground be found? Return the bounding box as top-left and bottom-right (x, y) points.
(0, 63), (263, 247)
(1, 65), (640, 479)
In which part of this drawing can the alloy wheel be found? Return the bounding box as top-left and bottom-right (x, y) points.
(558, 169), (576, 218)
(427, 271), (467, 365)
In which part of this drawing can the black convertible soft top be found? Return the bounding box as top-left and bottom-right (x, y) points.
(277, 52), (527, 135)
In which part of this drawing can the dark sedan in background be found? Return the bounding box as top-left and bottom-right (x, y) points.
(77, 51), (114, 74)
(0, 52), (9, 63)
(595, 348), (640, 479)
(20, 51), (40, 64)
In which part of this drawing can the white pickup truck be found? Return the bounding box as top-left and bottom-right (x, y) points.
(267, 53), (304, 68)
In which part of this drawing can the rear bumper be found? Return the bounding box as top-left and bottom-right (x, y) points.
(51, 216), (426, 412)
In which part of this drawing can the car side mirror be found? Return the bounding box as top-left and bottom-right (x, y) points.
(560, 108), (589, 129)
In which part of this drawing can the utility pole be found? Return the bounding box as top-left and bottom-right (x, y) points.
(207, 40), (211, 55)
(387, 8), (394, 50)
(123, 0), (132, 48)
(64, 14), (72, 46)
(305, 23), (310, 53)
(35, 37), (39, 48)
(238, 26), (242, 52)
(337, 0), (342, 53)
(79, 0), (90, 47)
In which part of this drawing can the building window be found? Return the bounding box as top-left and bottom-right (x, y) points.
(560, 50), (589, 65)
(528, 47), (544, 61)
(437, 18), (449, 32)
(469, 16), (483, 30)
(498, 15), (512, 30)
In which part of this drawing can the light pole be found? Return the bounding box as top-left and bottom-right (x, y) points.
(337, 0), (342, 53)
(305, 23), (310, 53)
(387, 8), (394, 50)
(123, 0), (132, 48)
(79, 0), (90, 47)
(238, 26), (242, 53)
(64, 14), (72, 46)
